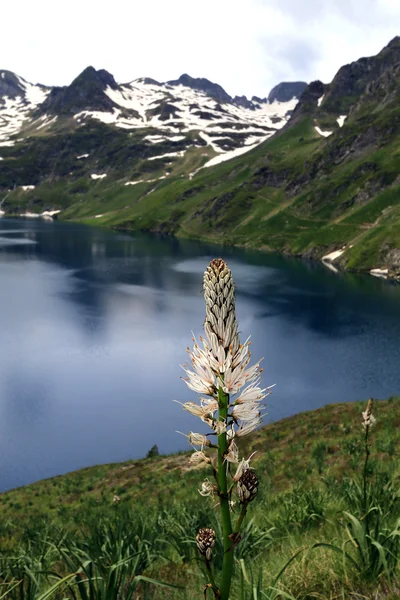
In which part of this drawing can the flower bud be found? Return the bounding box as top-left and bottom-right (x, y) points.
(196, 527), (216, 561)
(237, 469), (259, 504)
(362, 398), (376, 431)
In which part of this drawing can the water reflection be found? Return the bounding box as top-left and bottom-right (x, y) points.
(0, 218), (400, 492)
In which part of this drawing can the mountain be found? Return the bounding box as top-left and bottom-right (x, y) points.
(0, 68), (302, 204)
(38, 66), (119, 115)
(268, 81), (307, 103)
(0, 38), (399, 279)
(0, 67), (302, 163)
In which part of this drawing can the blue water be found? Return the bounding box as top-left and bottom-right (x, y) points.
(1, 218), (400, 492)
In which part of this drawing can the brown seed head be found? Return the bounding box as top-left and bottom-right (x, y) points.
(237, 469), (259, 504)
(196, 527), (216, 561)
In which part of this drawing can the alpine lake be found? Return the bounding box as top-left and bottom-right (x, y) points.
(1, 217), (400, 492)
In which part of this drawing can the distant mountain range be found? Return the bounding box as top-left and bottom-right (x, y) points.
(0, 68), (306, 152)
(0, 37), (399, 279)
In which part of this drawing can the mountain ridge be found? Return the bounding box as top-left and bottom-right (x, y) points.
(0, 37), (399, 280)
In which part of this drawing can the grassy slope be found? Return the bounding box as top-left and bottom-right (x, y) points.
(2, 398), (400, 599)
(60, 114), (399, 273)
(2, 397), (399, 516)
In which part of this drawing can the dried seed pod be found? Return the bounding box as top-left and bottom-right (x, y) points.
(196, 527), (216, 561)
(237, 469), (259, 504)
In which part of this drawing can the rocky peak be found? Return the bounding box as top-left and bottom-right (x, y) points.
(133, 77), (161, 86)
(268, 81), (307, 103)
(38, 66), (119, 116)
(252, 95), (267, 104)
(321, 36), (400, 115)
(0, 70), (26, 99)
(286, 80), (325, 125)
(167, 73), (232, 104)
(232, 95), (254, 109)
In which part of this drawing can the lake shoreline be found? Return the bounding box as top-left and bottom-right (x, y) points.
(2, 213), (399, 283)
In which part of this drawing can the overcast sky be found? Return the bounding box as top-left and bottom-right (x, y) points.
(2, 0), (399, 97)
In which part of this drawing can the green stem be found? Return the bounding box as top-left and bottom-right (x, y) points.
(363, 426), (370, 534)
(205, 560), (220, 597)
(234, 503), (248, 536)
(217, 386), (234, 600)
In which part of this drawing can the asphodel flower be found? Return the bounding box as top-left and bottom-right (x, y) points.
(199, 479), (217, 497)
(224, 440), (239, 463)
(362, 398), (376, 431)
(189, 450), (212, 465)
(236, 418), (262, 438)
(232, 452), (257, 482)
(178, 257), (272, 474)
(177, 259), (274, 600)
(179, 432), (211, 447)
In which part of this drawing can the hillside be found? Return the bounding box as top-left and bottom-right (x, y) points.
(1, 397), (400, 599)
(1, 38), (399, 280)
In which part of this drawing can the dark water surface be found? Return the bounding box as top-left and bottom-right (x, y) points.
(1, 218), (400, 491)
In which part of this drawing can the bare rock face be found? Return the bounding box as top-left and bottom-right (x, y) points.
(267, 81), (307, 103)
(0, 70), (26, 99)
(233, 95), (255, 110)
(167, 74), (232, 104)
(38, 67), (119, 116)
(321, 36), (400, 114)
(388, 249), (400, 269)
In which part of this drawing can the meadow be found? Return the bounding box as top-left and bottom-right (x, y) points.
(1, 397), (400, 599)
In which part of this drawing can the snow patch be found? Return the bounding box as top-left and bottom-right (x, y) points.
(20, 211), (40, 218)
(322, 248), (345, 262)
(148, 150), (185, 161)
(125, 176), (166, 186)
(77, 153), (89, 159)
(91, 174), (107, 180)
(317, 94), (325, 107)
(95, 214), (104, 218)
(370, 268), (388, 279)
(337, 115), (347, 127)
(202, 140), (262, 168)
(41, 210), (61, 217)
(315, 126), (332, 137)
(21, 185), (35, 191)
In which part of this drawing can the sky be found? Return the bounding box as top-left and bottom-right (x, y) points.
(1, 0), (399, 97)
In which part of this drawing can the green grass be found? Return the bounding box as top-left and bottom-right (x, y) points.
(1, 398), (400, 598)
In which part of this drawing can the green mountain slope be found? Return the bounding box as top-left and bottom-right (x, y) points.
(1, 38), (399, 278)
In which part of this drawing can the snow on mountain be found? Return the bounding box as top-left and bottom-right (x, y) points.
(0, 71), (50, 145)
(0, 67), (303, 163)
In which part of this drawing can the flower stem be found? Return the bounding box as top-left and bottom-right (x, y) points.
(234, 503), (248, 535)
(205, 560), (220, 598)
(217, 386), (234, 600)
(363, 426), (370, 533)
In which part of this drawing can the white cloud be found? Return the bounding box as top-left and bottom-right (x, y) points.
(1, 0), (399, 97)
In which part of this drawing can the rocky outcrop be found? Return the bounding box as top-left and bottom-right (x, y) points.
(321, 36), (400, 115)
(268, 81), (307, 103)
(0, 70), (26, 99)
(38, 67), (119, 116)
(167, 74), (232, 104)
